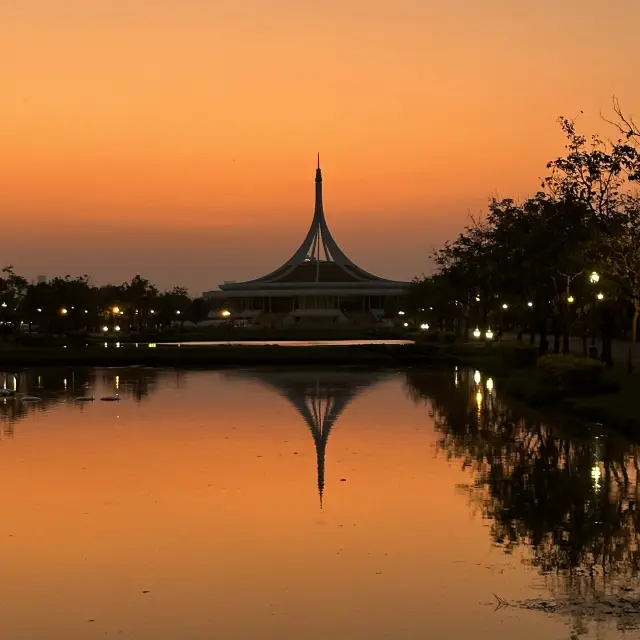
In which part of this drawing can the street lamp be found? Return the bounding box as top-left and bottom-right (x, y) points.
(473, 328), (481, 338)
(398, 310), (405, 315)
(420, 323), (429, 330)
(590, 271), (600, 283)
(61, 308), (68, 315)
(567, 295), (575, 304)
(221, 310), (231, 317)
(0, 302), (6, 308)
(485, 329), (494, 340)
(502, 303), (508, 310)
(597, 292), (604, 300)
(527, 301), (533, 307)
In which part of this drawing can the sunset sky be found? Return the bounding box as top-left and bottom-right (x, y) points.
(2, 0), (639, 293)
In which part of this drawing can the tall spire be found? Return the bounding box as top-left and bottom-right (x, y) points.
(220, 155), (401, 286)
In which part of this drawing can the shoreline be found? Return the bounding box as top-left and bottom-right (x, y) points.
(1, 342), (638, 435)
(449, 343), (640, 437)
(0, 343), (449, 368)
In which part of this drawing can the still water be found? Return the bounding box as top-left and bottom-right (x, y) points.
(1, 367), (639, 639)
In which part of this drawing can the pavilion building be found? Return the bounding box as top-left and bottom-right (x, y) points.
(203, 156), (410, 326)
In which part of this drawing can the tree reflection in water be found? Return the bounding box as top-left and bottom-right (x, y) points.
(406, 367), (640, 632)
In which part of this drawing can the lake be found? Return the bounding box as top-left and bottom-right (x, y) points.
(0, 366), (638, 639)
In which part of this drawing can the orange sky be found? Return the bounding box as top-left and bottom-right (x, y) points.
(2, 0), (639, 293)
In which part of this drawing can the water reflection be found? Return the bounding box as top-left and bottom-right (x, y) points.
(406, 367), (640, 633)
(0, 368), (168, 438)
(223, 369), (392, 507)
(2, 365), (638, 638)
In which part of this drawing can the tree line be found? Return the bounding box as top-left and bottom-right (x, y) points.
(409, 100), (640, 372)
(0, 271), (211, 335)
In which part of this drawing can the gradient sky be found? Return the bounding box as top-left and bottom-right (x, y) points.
(2, 0), (639, 293)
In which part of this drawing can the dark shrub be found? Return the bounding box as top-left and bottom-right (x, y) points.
(537, 354), (605, 397)
(442, 331), (457, 344)
(501, 344), (538, 368)
(415, 331), (440, 343)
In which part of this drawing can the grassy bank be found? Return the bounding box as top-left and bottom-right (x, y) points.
(12, 326), (408, 347)
(448, 341), (640, 436)
(0, 342), (454, 368)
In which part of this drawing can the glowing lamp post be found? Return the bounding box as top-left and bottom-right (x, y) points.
(590, 271), (600, 284)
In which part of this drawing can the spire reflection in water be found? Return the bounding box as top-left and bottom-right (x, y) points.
(0, 365), (637, 639)
(223, 368), (392, 507)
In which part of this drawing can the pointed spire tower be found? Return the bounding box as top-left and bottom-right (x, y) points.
(217, 155), (410, 290)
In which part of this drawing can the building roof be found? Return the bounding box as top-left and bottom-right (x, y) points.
(207, 156), (410, 295)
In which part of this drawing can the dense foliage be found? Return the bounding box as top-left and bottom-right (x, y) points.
(409, 104), (640, 372)
(0, 271), (210, 336)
